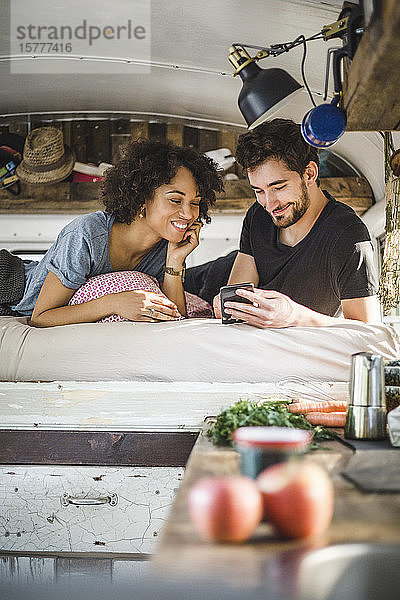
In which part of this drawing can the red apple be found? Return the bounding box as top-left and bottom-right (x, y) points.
(257, 461), (334, 539)
(188, 476), (263, 543)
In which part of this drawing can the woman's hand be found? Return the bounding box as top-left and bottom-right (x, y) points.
(30, 270), (181, 327)
(166, 221), (202, 267)
(112, 290), (181, 321)
(163, 221), (202, 318)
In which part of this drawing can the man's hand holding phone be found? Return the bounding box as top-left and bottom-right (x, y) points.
(221, 287), (304, 328)
(219, 282), (255, 324)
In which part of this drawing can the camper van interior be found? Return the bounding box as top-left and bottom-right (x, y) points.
(0, 1), (400, 599)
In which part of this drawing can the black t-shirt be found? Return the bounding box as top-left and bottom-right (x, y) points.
(239, 193), (378, 316)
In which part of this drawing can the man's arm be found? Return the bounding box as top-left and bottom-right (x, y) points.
(213, 252), (259, 317)
(341, 295), (381, 323)
(223, 289), (382, 328)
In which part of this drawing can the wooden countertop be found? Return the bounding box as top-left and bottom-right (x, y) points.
(151, 429), (400, 590)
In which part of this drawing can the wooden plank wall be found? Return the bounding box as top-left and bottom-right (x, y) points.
(4, 119), (239, 169)
(343, 0), (400, 131)
(0, 119), (372, 215)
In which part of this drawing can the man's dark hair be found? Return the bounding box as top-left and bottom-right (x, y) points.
(235, 119), (320, 185)
(102, 138), (224, 224)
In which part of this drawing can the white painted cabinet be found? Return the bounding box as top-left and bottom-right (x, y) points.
(0, 380), (277, 557)
(0, 465), (183, 554)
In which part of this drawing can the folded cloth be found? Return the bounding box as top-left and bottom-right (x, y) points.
(0, 249), (25, 315)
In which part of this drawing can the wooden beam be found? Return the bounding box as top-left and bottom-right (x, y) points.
(130, 120), (148, 140)
(212, 198), (255, 213)
(148, 122), (166, 143)
(166, 123), (183, 146)
(0, 430), (196, 467)
(71, 120), (88, 163)
(198, 128), (218, 153)
(218, 179), (254, 200)
(321, 175), (372, 197)
(343, 0), (400, 130)
(0, 177), (373, 215)
(183, 126), (199, 149)
(111, 119), (130, 163)
(61, 121), (72, 148)
(217, 130), (238, 154)
(8, 122), (28, 138)
(86, 120), (111, 164)
(0, 182), (72, 212)
(213, 176), (372, 215)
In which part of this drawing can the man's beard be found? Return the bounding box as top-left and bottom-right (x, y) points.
(270, 180), (311, 229)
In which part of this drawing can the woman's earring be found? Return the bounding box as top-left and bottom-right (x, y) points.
(138, 206), (146, 220)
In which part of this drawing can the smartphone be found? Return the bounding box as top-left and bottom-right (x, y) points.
(220, 282), (255, 324)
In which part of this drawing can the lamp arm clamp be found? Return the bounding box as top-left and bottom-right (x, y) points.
(231, 5), (364, 68)
(231, 35), (318, 61)
(324, 4), (365, 105)
(321, 16), (350, 40)
(229, 38), (317, 76)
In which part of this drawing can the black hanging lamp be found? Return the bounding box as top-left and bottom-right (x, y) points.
(228, 46), (303, 129)
(228, 4), (365, 141)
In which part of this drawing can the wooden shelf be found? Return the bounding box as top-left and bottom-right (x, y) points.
(0, 177), (373, 216)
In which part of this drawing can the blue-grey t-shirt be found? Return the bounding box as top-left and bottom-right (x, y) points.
(11, 211), (168, 316)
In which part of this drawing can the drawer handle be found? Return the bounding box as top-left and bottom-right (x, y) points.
(61, 493), (118, 507)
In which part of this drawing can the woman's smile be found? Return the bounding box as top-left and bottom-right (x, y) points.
(171, 220), (190, 232)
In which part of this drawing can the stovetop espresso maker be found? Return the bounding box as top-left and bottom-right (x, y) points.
(345, 352), (387, 440)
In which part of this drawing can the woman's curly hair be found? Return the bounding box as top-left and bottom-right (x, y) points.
(236, 119), (320, 185)
(102, 138), (224, 224)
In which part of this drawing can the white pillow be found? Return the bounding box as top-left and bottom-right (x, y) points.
(0, 316), (399, 383)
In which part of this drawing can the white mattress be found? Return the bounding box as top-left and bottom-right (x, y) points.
(0, 316), (399, 383)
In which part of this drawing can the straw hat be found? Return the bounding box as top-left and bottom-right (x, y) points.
(16, 127), (74, 184)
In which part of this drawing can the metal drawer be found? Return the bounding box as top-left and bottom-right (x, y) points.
(0, 465), (183, 554)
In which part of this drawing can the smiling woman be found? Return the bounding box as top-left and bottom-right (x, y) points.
(4, 138), (223, 326)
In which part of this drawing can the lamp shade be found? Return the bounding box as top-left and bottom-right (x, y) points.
(237, 61), (303, 129)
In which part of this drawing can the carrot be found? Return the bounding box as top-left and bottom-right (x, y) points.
(289, 400), (347, 414)
(305, 412), (347, 427)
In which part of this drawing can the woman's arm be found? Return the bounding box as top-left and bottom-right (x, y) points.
(162, 264), (187, 317)
(31, 271), (180, 327)
(163, 221), (203, 317)
(30, 272), (113, 327)
(227, 252), (260, 287)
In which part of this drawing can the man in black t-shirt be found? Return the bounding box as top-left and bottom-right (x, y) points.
(213, 119), (380, 328)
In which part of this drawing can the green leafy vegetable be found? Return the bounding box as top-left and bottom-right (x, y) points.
(207, 398), (334, 447)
